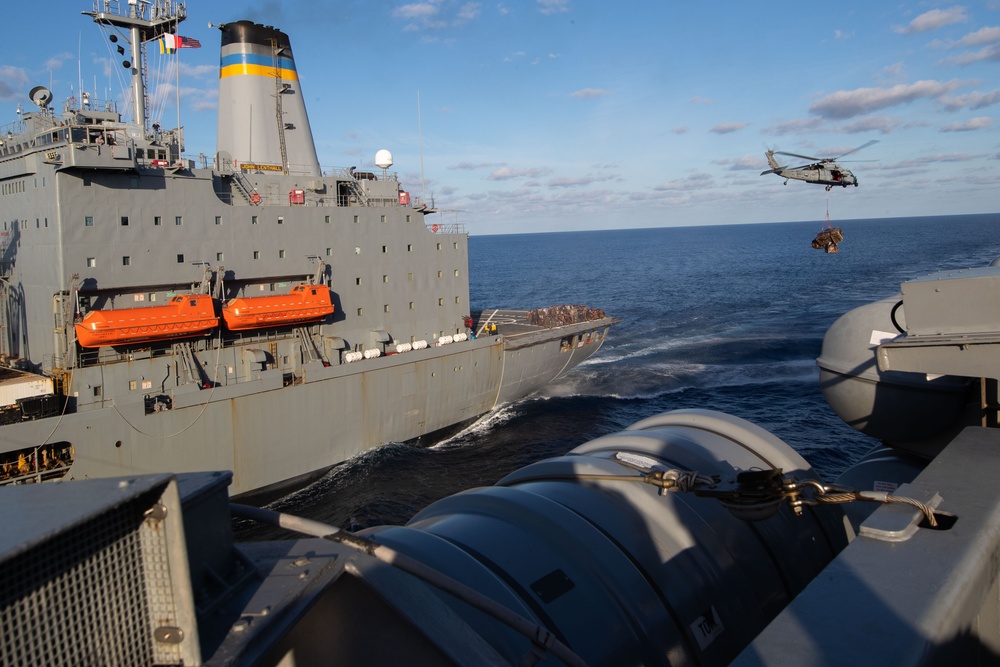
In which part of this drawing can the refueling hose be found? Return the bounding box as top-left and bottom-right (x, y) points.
(230, 503), (588, 667)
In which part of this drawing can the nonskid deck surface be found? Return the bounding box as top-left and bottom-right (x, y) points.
(473, 306), (608, 337)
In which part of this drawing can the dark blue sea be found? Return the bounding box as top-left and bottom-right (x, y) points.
(251, 213), (1000, 536)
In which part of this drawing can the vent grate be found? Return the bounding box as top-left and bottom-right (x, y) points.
(0, 488), (182, 666)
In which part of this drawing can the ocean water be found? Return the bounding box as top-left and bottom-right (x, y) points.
(246, 213), (1000, 537)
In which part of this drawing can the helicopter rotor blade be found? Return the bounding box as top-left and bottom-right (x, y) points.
(833, 139), (879, 160)
(774, 150), (824, 162)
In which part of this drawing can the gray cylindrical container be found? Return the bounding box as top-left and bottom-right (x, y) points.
(816, 296), (971, 445)
(363, 409), (852, 666)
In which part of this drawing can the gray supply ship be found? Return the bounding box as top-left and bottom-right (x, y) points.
(0, 1), (616, 499)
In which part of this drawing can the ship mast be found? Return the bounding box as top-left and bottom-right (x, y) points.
(83, 0), (187, 132)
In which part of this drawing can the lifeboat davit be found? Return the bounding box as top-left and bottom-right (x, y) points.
(75, 294), (219, 348)
(222, 284), (335, 331)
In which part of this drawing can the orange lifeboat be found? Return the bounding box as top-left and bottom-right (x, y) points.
(75, 294), (219, 348)
(222, 284), (335, 331)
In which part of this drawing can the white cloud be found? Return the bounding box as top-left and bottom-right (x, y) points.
(940, 116), (992, 132)
(945, 43), (1000, 65)
(488, 166), (552, 180)
(393, 3), (440, 20)
(653, 172), (715, 191)
(761, 118), (824, 135)
(938, 89), (1000, 110)
(0, 66), (30, 100)
(537, 0), (569, 15)
(569, 88), (610, 99)
(956, 25), (1000, 46)
(841, 116), (904, 134)
(809, 80), (966, 119)
(710, 122), (750, 134)
(895, 6), (968, 35)
(548, 176), (597, 188)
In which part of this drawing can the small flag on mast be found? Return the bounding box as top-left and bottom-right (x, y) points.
(159, 33), (201, 53)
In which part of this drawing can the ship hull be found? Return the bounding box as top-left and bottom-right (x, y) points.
(0, 322), (611, 497)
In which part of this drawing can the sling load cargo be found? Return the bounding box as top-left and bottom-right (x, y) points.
(812, 226), (844, 254)
(811, 192), (843, 253)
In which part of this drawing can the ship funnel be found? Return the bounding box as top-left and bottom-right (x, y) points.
(217, 21), (321, 177)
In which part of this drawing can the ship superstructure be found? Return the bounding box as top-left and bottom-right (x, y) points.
(0, 1), (616, 497)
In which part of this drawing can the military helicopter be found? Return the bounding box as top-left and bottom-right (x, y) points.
(761, 140), (878, 190)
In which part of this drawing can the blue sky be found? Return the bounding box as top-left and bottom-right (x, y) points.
(2, 1), (998, 234)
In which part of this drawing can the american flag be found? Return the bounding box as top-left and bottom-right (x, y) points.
(160, 33), (202, 52)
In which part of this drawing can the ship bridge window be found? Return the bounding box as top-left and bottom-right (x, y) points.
(86, 258), (96, 267)
(277, 216), (284, 225)
(279, 249), (286, 258)
(175, 216), (183, 226)
(215, 216), (222, 225)
(85, 216), (93, 227)
(217, 252), (224, 261)
(122, 256), (130, 266)
(177, 254), (184, 263)
(135, 148), (144, 159)
(154, 216), (161, 226)
(120, 216), (128, 226)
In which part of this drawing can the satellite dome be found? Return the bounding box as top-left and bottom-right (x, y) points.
(375, 149), (393, 169)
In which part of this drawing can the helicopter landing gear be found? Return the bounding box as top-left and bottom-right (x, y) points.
(825, 185), (832, 191)
(783, 180), (788, 186)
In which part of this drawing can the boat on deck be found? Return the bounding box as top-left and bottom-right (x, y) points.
(74, 294), (218, 348)
(222, 284), (335, 331)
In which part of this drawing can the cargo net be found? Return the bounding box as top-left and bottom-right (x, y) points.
(527, 305), (606, 328)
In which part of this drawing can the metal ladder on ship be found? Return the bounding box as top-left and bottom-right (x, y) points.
(230, 170), (261, 205)
(296, 327), (327, 365)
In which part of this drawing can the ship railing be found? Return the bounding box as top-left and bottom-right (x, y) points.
(426, 222), (467, 234)
(0, 460), (73, 487)
(89, 0), (186, 22)
(63, 94), (119, 115)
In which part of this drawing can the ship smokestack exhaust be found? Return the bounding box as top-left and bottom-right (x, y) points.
(217, 21), (321, 177)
